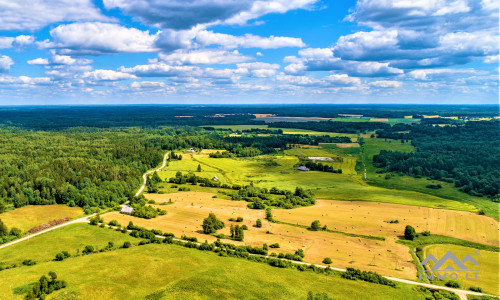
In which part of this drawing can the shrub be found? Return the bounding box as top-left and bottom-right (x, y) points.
(89, 217), (99, 225)
(241, 225), (248, 230)
(469, 286), (483, 293)
(8, 227), (22, 238)
(236, 217), (243, 222)
(269, 243), (280, 248)
(322, 257), (332, 264)
(421, 231), (431, 236)
(82, 245), (94, 255)
(256, 219), (262, 228)
(122, 241), (131, 248)
(445, 281), (461, 288)
(22, 259), (36, 266)
(108, 220), (120, 227)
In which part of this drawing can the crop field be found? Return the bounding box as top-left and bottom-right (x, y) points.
(0, 223), (140, 266)
(0, 243), (428, 300)
(273, 200), (499, 247)
(0, 205), (83, 232)
(103, 192), (417, 279)
(423, 244), (499, 295)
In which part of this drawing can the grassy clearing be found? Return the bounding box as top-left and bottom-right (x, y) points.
(0, 243), (428, 300)
(0, 223), (141, 266)
(103, 192), (418, 279)
(423, 244), (499, 295)
(0, 205), (83, 232)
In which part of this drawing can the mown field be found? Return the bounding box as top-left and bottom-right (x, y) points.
(0, 205), (83, 232)
(0, 223), (140, 266)
(273, 200), (499, 247)
(423, 244), (499, 295)
(103, 191), (418, 279)
(0, 241), (430, 300)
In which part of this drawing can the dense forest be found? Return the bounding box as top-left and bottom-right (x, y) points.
(0, 128), (165, 212)
(373, 121), (500, 199)
(268, 121), (391, 134)
(1, 105), (497, 130)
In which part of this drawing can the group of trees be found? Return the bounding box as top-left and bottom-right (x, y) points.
(202, 213), (225, 234)
(131, 205), (166, 219)
(341, 267), (396, 287)
(232, 186), (315, 209)
(230, 224), (245, 241)
(301, 161), (342, 173)
(25, 272), (66, 299)
(373, 121), (500, 199)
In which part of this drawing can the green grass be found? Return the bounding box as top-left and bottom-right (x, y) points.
(423, 244), (499, 295)
(0, 243), (431, 299)
(0, 223), (141, 266)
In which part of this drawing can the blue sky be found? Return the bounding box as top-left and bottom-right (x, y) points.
(0, 0), (498, 104)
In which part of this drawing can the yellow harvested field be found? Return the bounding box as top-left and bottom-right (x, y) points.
(273, 200), (499, 247)
(335, 143), (360, 148)
(0, 205), (83, 232)
(102, 192), (416, 279)
(370, 118), (389, 122)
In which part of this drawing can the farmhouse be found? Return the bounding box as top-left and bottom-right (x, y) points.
(120, 205), (133, 215)
(186, 148), (197, 153)
(297, 166), (310, 171)
(211, 176), (219, 181)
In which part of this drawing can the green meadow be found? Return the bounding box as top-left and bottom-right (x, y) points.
(0, 223), (140, 267)
(0, 241), (431, 299)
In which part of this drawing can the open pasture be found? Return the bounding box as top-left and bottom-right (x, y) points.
(423, 244), (499, 295)
(159, 153), (478, 212)
(0, 223), (140, 266)
(103, 192), (417, 279)
(0, 243), (427, 300)
(273, 200), (499, 247)
(0, 205), (83, 232)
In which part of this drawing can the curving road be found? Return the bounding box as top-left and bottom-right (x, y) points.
(134, 152), (169, 197)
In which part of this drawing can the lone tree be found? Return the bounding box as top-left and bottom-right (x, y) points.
(404, 225), (417, 240)
(256, 219), (262, 228)
(202, 213), (225, 234)
(310, 220), (321, 231)
(323, 257), (332, 264)
(197, 164), (202, 172)
(265, 208), (273, 221)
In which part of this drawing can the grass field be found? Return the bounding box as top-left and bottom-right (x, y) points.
(103, 192), (418, 279)
(423, 244), (499, 295)
(0, 205), (83, 232)
(0, 242), (430, 300)
(0, 223), (140, 266)
(159, 151), (478, 213)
